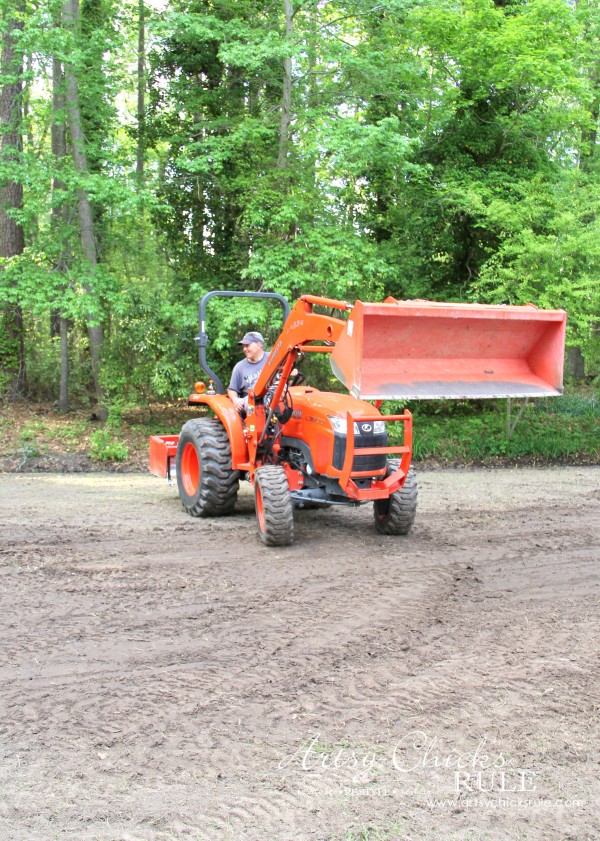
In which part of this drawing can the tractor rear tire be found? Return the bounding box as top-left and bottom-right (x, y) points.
(255, 466), (294, 546)
(373, 462), (417, 536)
(176, 418), (239, 517)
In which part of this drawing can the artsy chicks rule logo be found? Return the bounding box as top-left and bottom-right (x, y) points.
(278, 730), (537, 794)
(392, 730), (536, 794)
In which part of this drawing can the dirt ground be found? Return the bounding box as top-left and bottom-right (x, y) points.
(1, 466), (599, 841)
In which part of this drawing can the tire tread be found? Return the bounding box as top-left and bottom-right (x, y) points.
(255, 466), (294, 546)
(176, 418), (239, 517)
(373, 461), (417, 536)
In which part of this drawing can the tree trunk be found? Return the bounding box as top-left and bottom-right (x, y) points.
(136, 0), (146, 186)
(62, 0), (104, 407)
(52, 46), (71, 412)
(565, 346), (586, 381)
(59, 315), (69, 410)
(0, 1), (27, 398)
(277, 0), (293, 170)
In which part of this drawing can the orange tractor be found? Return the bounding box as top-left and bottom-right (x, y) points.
(150, 291), (566, 546)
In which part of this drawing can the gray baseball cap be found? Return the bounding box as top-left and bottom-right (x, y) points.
(238, 331), (264, 345)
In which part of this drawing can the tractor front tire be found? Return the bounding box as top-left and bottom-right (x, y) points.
(255, 466), (294, 546)
(373, 462), (417, 536)
(176, 418), (239, 517)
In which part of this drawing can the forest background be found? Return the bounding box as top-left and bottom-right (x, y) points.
(0, 0), (598, 463)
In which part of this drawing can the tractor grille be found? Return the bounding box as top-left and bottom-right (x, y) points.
(332, 430), (388, 473)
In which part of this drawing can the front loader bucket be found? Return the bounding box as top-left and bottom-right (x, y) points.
(330, 299), (567, 400)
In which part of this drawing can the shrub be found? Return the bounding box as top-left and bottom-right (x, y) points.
(88, 429), (129, 462)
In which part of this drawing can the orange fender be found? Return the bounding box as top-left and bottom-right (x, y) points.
(187, 393), (248, 469)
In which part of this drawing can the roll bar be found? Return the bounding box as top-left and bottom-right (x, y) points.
(196, 290), (290, 394)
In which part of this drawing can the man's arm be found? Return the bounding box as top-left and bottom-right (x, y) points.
(228, 388), (245, 412)
(227, 362), (245, 412)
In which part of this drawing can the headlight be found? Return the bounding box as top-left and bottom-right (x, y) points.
(328, 416), (386, 435)
(328, 416), (352, 434)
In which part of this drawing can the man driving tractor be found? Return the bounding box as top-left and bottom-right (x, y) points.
(227, 331), (268, 413)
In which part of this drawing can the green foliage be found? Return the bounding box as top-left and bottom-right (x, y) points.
(1, 0), (599, 409)
(19, 441), (42, 460)
(244, 223), (389, 303)
(87, 428), (129, 462)
(23, 316), (94, 404)
(19, 421), (43, 443)
(472, 170), (600, 351)
(387, 393), (600, 462)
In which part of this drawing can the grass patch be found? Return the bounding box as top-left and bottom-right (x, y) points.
(386, 390), (600, 463)
(534, 393), (600, 418)
(19, 441), (43, 459)
(18, 420), (45, 442)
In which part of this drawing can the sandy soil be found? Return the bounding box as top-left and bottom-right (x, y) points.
(1, 466), (599, 841)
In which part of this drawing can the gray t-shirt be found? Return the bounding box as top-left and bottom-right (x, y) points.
(228, 354), (268, 397)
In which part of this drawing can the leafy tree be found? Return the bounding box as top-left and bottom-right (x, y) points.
(1, 0), (598, 405)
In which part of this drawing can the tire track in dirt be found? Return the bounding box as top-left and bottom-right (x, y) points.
(1, 469), (599, 840)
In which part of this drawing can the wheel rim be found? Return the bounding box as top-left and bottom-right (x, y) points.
(255, 482), (266, 534)
(181, 442), (200, 496)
